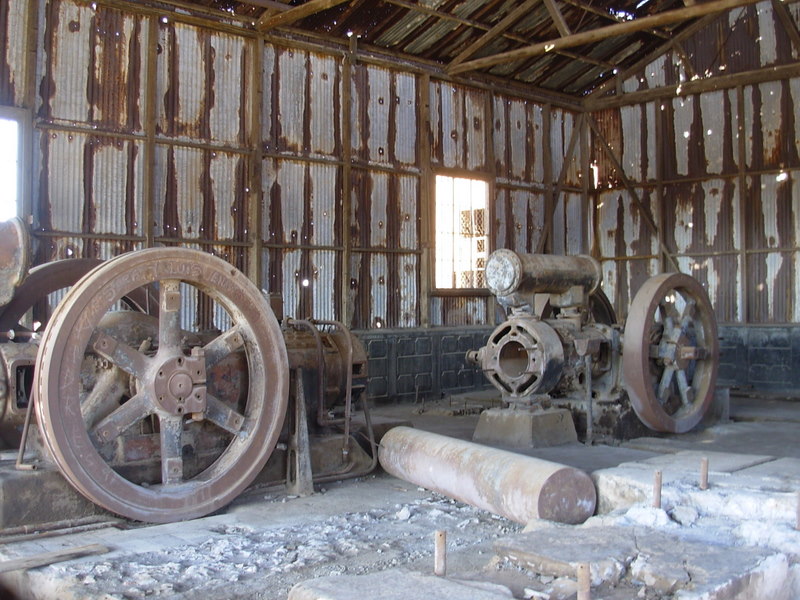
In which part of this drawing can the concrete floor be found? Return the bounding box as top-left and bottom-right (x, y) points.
(0, 392), (797, 599)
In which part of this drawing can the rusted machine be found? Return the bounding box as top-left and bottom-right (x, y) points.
(467, 249), (719, 440)
(0, 219), (375, 524)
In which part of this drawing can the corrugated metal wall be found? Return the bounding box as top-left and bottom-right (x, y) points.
(2, 0), (582, 332)
(592, 1), (800, 325)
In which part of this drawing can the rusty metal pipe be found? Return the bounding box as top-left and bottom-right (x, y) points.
(379, 427), (596, 525)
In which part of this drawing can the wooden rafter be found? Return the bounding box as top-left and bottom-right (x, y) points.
(382, 0), (614, 72)
(585, 62), (800, 110)
(771, 0), (800, 53)
(449, 0), (540, 68)
(586, 12), (719, 99)
(237, 0), (290, 11)
(449, 0), (763, 75)
(542, 0), (571, 37)
(256, 0), (350, 32)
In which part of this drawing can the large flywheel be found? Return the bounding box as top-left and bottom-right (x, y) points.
(35, 248), (289, 522)
(622, 273), (719, 433)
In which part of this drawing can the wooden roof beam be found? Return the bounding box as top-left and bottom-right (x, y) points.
(449, 0), (762, 75)
(449, 0), (541, 67)
(771, 0), (800, 53)
(542, 0), (571, 36)
(256, 0), (351, 32)
(586, 12), (718, 99)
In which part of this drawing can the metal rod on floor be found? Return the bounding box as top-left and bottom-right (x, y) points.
(699, 457), (709, 490)
(653, 470), (662, 509)
(434, 530), (446, 576)
(577, 562), (591, 600)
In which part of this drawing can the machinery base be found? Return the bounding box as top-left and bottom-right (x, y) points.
(0, 434), (374, 530)
(472, 407), (578, 448)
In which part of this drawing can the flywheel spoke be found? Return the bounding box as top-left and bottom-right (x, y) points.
(81, 367), (129, 428)
(680, 298), (697, 330)
(676, 369), (695, 407)
(91, 393), (153, 445)
(203, 325), (246, 369)
(92, 332), (150, 380)
(656, 365), (675, 403)
(204, 394), (246, 435)
(159, 280), (182, 350)
(159, 415), (184, 486)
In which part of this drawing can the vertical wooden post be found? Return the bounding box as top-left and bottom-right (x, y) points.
(142, 16), (159, 250)
(418, 73), (432, 327)
(580, 110), (591, 255)
(699, 457), (709, 490)
(542, 104), (553, 254)
(434, 530), (446, 576)
(653, 470), (663, 509)
(736, 85), (748, 323)
(248, 37), (264, 285)
(340, 36), (356, 326)
(577, 562), (591, 600)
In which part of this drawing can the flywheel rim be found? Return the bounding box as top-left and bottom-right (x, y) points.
(623, 272), (718, 433)
(35, 248), (289, 522)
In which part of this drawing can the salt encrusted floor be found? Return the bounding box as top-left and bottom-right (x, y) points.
(0, 393), (798, 599)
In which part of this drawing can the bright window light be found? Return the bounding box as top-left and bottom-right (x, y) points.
(0, 118), (19, 222)
(435, 174), (488, 289)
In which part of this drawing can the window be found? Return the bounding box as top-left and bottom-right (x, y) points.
(0, 109), (24, 221)
(435, 174), (489, 290)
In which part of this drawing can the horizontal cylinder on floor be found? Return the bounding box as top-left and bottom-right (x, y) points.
(378, 427), (596, 525)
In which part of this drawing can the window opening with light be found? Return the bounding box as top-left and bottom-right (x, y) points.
(435, 175), (489, 290)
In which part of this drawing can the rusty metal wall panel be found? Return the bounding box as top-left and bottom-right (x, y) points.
(42, 3), (149, 132)
(262, 247), (339, 321)
(493, 188), (545, 254)
(262, 248), (341, 319)
(352, 64), (417, 167)
(620, 103), (657, 182)
(493, 95), (545, 185)
(565, 192), (585, 255)
(664, 180), (740, 255)
(597, 188), (661, 314)
(600, 257), (661, 321)
(153, 145), (249, 242)
(747, 251), (794, 323)
(430, 81), (488, 172)
(262, 159), (341, 247)
(42, 1), (93, 124)
(551, 108), (581, 188)
(349, 251), (418, 329)
(746, 174), (794, 251)
(156, 21), (249, 146)
(38, 131), (144, 238)
(675, 254), (741, 323)
(350, 169), (418, 250)
(0, 0), (33, 106)
(430, 297), (488, 327)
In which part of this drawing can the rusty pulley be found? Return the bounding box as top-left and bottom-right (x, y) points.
(622, 272), (719, 433)
(34, 248), (289, 523)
